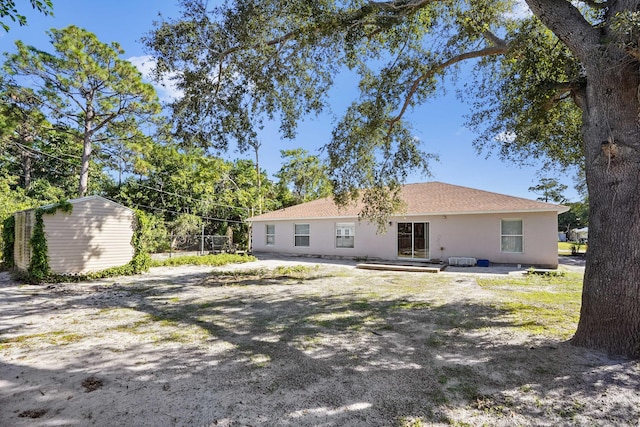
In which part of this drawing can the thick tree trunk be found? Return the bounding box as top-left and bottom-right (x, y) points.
(571, 58), (640, 358)
(78, 133), (92, 198)
(525, 0), (640, 358)
(17, 135), (32, 189)
(17, 129), (34, 189)
(21, 150), (32, 189)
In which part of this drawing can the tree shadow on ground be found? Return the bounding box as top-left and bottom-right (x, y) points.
(0, 268), (638, 426)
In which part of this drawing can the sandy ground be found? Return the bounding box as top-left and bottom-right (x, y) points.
(1, 256), (638, 427)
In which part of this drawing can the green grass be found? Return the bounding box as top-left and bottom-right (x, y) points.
(201, 264), (334, 286)
(150, 253), (256, 267)
(272, 264), (318, 277)
(558, 241), (573, 252)
(399, 417), (427, 427)
(477, 272), (583, 338)
(387, 300), (433, 310)
(107, 316), (154, 333)
(308, 311), (372, 330)
(0, 330), (83, 348)
(558, 241), (586, 255)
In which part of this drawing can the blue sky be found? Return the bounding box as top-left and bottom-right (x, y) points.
(0, 0), (581, 202)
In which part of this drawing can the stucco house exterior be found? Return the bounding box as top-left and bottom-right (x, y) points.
(248, 182), (568, 268)
(13, 196), (136, 275)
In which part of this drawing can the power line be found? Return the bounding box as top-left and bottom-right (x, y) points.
(0, 154), (77, 180)
(4, 140), (260, 214)
(129, 202), (245, 224)
(9, 140), (80, 168)
(129, 181), (250, 213)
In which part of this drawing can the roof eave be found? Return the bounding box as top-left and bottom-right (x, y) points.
(247, 207), (568, 222)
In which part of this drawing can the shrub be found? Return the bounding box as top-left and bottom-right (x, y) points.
(150, 253), (256, 267)
(1, 216), (16, 270)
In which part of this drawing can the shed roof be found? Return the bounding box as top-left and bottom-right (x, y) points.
(21, 196), (133, 213)
(248, 182), (568, 221)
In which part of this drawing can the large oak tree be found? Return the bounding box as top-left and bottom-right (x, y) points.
(145, 0), (640, 358)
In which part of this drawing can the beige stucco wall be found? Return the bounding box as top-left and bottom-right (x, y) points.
(251, 211), (560, 268)
(41, 198), (135, 274)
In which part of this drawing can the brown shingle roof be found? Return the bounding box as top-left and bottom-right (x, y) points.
(248, 182), (568, 221)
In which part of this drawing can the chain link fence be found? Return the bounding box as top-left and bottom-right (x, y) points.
(141, 214), (251, 258)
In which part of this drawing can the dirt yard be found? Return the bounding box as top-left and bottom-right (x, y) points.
(0, 258), (638, 427)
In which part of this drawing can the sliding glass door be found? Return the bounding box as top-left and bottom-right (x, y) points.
(397, 222), (429, 259)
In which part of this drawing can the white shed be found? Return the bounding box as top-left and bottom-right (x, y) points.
(13, 196), (136, 275)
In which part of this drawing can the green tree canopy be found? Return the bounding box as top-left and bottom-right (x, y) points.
(559, 201), (589, 232)
(4, 25), (161, 197)
(112, 141), (280, 249)
(528, 178), (568, 204)
(0, 0), (53, 31)
(275, 148), (332, 205)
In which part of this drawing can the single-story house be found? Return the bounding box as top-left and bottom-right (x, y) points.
(248, 182), (569, 268)
(13, 196), (136, 275)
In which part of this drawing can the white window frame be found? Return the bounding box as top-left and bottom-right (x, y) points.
(501, 219), (524, 253)
(266, 224), (275, 246)
(335, 222), (355, 249)
(294, 223), (310, 247)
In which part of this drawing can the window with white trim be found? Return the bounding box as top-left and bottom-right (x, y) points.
(294, 224), (310, 247)
(501, 219), (523, 253)
(336, 223), (355, 248)
(266, 224), (275, 245)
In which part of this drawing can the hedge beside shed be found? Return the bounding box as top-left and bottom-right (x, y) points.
(13, 196), (136, 275)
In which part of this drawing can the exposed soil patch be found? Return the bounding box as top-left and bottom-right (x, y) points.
(0, 260), (637, 427)
(82, 376), (104, 393)
(18, 409), (48, 418)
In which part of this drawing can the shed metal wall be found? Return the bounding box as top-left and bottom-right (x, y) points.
(41, 198), (135, 274)
(13, 210), (34, 271)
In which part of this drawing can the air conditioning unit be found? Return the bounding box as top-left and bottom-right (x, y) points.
(448, 256), (477, 266)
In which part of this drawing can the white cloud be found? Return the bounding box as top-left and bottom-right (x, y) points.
(128, 55), (183, 102)
(495, 131), (516, 143)
(504, 0), (533, 20)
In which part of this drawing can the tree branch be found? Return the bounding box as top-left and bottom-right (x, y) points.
(213, 0), (438, 69)
(387, 41), (508, 131)
(581, 0), (608, 9)
(543, 81), (586, 110)
(524, 0), (599, 61)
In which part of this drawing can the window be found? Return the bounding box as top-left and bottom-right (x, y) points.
(294, 224), (310, 247)
(266, 224), (275, 245)
(336, 223), (355, 248)
(501, 219), (523, 253)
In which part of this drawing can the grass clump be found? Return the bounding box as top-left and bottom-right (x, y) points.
(272, 264), (318, 277)
(150, 253), (256, 267)
(0, 330), (83, 348)
(202, 264), (331, 287)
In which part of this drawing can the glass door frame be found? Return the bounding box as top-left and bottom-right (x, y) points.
(397, 221), (430, 260)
